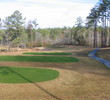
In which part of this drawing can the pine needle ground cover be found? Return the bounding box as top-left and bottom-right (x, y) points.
(0, 66), (59, 83)
(0, 56), (79, 62)
(23, 52), (72, 55)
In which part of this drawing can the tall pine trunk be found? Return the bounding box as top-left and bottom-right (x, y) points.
(109, 20), (110, 46)
(94, 21), (97, 47)
(101, 14), (107, 47)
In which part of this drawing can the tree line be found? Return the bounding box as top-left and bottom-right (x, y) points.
(0, 0), (110, 48)
(0, 12), (90, 48)
(0, 10), (38, 48)
(87, 0), (110, 47)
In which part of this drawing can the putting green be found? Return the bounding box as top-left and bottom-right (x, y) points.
(0, 56), (79, 62)
(23, 52), (72, 55)
(0, 67), (59, 83)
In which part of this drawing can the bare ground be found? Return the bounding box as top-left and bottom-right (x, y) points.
(0, 46), (110, 100)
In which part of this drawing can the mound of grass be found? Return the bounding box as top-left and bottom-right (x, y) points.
(23, 52), (72, 55)
(0, 56), (78, 62)
(0, 66), (59, 83)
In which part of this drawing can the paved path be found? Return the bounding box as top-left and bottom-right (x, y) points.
(88, 48), (110, 68)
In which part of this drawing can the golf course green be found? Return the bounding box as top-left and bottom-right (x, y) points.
(0, 66), (59, 83)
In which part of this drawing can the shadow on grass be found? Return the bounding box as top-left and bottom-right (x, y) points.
(0, 67), (9, 75)
(6, 67), (63, 100)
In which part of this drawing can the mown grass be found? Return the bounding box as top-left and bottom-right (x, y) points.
(0, 66), (59, 83)
(0, 46), (110, 100)
(23, 52), (72, 55)
(0, 55), (79, 62)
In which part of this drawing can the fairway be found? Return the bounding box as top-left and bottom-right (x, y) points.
(23, 52), (72, 55)
(0, 66), (59, 83)
(0, 55), (79, 62)
(0, 46), (109, 100)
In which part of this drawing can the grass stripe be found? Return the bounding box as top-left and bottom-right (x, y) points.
(0, 56), (79, 62)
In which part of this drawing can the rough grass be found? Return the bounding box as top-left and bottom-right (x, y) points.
(23, 52), (72, 55)
(0, 55), (79, 62)
(0, 66), (59, 83)
(96, 47), (110, 61)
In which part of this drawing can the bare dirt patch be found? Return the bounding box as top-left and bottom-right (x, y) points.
(0, 46), (110, 100)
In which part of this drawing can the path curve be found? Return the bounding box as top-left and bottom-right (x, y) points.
(88, 48), (110, 68)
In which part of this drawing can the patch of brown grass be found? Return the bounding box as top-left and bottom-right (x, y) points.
(0, 46), (110, 100)
(96, 47), (110, 61)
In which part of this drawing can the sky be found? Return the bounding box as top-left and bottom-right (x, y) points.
(0, 0), (99, 28)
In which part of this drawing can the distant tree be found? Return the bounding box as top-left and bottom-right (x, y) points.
(0, 18), (2, 28)
(0, 18), (4, 45)
(27, 19), (38, 48)
(75, 17), (83, 28)
(86, 6), (100, 47)
(87, 0), (110, 47)
(73, 17), (86, 45)
(4, 10), (26, 47)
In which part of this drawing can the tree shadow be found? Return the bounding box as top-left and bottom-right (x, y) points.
(6, 67), (63, 100)
(0, 67), (13, 75)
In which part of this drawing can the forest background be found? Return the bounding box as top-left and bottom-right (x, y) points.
(0, 0), (110, 48)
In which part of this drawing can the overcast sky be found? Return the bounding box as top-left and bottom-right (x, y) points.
(0, 0), (99, 28)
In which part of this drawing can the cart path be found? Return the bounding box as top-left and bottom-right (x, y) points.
(88, 48), (110, 68)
